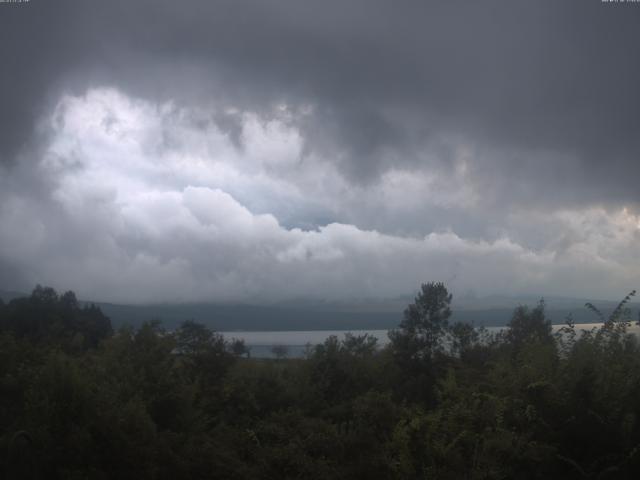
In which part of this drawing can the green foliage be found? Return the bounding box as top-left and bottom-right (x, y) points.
(0, 285), (112, 351)
(390, 282), (452, 359)
(505, 300), (553, 350)
(387, 282), (453, 404)
(2, 284), (640, 478)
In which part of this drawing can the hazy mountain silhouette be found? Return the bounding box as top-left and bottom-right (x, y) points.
(3, 290), (636, 331)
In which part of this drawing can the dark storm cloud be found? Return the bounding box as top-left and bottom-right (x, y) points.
(2, 0), (640, 209)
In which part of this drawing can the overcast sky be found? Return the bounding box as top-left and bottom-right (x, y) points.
(1, 0), (639, 304)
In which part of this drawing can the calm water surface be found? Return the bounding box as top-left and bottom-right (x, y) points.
(222, 323), (640, 358)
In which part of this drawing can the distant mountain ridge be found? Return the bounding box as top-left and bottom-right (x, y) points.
(2, 289), (637, 331)
(0, 290), (29, 302)
(74, 301), (640, 331)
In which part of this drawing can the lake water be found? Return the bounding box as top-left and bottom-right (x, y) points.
(221, 323), (640, 358)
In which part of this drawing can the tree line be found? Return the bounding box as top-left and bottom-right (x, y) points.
(1, 283), (640, 478)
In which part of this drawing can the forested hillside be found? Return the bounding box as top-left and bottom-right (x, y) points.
(2, 284), (640, 479)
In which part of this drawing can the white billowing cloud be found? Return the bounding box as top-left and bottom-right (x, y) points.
(1, 87), (639, 303)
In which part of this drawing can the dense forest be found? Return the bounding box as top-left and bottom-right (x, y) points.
(1, 284), (640, 479)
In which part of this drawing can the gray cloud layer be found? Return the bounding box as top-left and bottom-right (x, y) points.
(1, 1), (640, 302)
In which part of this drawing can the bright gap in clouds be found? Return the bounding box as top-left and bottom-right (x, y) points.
(1, 87), (639, 304)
